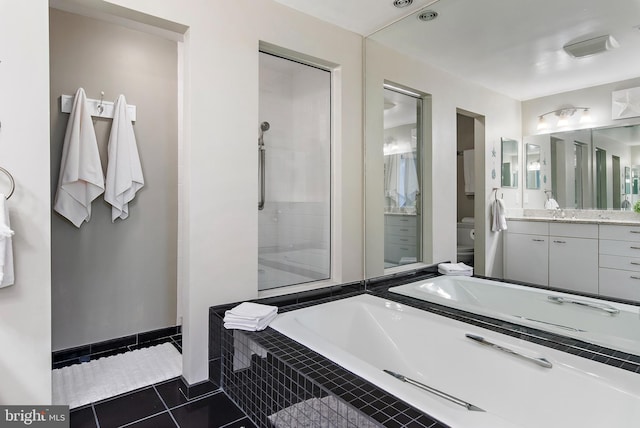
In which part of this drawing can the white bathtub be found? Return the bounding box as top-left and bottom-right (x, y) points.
(389, 275), (640, 356)
(270, 294), (640, 428)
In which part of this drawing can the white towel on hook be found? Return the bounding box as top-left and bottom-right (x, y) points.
(491, 198), (508, 232)
(0, 195), (14, 288)
(545, 198), (559, 210)
(463, 149), (475, 195)
(53, 88), (105, 227)
(104, 95), (144, 222)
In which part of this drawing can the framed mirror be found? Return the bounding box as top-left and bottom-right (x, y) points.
(500, 138), (518, 188)
(526, 143), (541, 189)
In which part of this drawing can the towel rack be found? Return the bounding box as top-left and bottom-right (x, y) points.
(61, 93), (137, 121)
(0, 166), (15, 199)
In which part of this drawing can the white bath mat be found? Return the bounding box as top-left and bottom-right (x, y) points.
(52, 343), (182, 409)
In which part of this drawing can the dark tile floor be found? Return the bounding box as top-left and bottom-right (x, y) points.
(69, 377), (256, 428)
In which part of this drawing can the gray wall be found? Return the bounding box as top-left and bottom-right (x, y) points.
(50, 9), (178, 351)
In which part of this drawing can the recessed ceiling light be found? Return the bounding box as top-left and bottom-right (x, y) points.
(418, 10), (438, 22)
(393, 0), (413, 8)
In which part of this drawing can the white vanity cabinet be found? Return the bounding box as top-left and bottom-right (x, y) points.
(384, 214), (418, 264)
(548, 223), (598, 294)
(504, 220), (640, 302)
(504, 221), (549, 286)
(599, 225), (640, 301)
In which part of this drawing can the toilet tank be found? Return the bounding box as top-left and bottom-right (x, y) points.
(457, 222), (475, 247)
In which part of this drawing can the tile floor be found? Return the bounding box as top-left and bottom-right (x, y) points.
(69, 377), (257, 428)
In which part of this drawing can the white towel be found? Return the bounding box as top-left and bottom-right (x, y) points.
(0, 195), (14, 288)
(463, 149), (475, 195)
(544, 198), (560, 210)
(460, 217), (475, 224)
(224, 302), (278, 331)
(438, 262), (473, 276)
(491, 198), (508, 232)
(53, 88), (105, 227)
(104, 95), (144, 222)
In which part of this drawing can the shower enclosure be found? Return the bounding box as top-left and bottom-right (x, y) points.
(258, 51), (331, 291)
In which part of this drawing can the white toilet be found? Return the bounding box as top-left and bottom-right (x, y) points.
(456, 220), (475, 265)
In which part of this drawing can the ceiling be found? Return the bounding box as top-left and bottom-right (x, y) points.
(272, 0), (640, 101)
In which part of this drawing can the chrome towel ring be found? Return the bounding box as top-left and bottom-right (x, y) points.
(0, 166), (15, 199)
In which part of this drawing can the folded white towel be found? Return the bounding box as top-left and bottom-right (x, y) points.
(224, 302), (278, 331)
(544, 198), (559, 210)
(0, 195), (14, 288)
(438, 262), (473, 273)
(53, 88), (105, 227)
(460, 217), (475, 224)
(438, 268), (472, 276)
(463, 150), (475, 195)
(104, 94), (144, 222)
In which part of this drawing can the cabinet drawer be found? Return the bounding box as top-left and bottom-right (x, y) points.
(385, 243), (418, 264)
(386, 233), (417, 246)
(385, 215), (417, 227)
(599, 268), (640, 301)
(599, 224), (640, 242)
(599, 239), (640, 257)
(549, 223), (598, 239)
(386, 224), (417, 236)
(507, 220), (549, 235)
(599, 254), (640, 272)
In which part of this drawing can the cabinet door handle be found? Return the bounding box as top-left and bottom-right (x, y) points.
(631, 276), (640, 280)
(399, 238), (408, 242)
(400, 228), (409, 232)
(532, 239), (545, 242)
(400, 247), (409, 251)
(631, 262), (640, 266)
(631, 246), (640, 250)
(553, 240), (566, 244)
(631, 231), (640, 234)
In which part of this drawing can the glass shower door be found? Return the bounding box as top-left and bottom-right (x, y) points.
(258, 52), (331, 291)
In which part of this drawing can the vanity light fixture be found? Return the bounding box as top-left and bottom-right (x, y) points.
(537, 107), (591, 130)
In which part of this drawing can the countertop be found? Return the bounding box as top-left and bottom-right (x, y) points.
(506, 216), (640, 226)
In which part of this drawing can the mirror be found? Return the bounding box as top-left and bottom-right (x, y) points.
(524, 123), (640, 209)
(525, 144), (541, 189)
(364, 0), (640, 359)
(501, 138), (519, 188)
(383, 85), (423, 268)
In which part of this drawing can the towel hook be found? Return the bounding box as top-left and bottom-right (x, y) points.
(0, 166), (15, 199)
(492, 187), (499, 201)
(96, 91), (105, 115)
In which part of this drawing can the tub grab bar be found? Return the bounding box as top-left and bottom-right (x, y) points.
(513, 315), (586, 332)
(547, 295), (619, 315)
(465, 334), (553, 369)
(383, 370), (485, 412)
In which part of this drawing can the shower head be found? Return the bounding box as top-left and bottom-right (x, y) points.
(260, 121), (270, 132)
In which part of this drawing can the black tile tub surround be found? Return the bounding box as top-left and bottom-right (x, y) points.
(209, 266), (640, 427)
(53, 325), (182, 369)
(218, 325), (448, 428)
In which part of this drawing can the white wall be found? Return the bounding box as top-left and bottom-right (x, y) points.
(365, 40), (521, 279)
(0, 0), (52, 404)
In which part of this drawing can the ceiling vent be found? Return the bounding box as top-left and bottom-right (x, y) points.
(563, 35), (619, 58)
